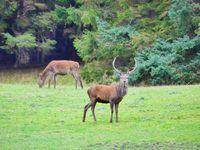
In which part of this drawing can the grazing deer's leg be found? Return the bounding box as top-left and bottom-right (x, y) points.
(110, 102), (114, 123)
(79, 76), (83, 89)
(115, 103), (119, 122)
(48, 73), (54, 88)
(53, 74), (57, 89)
(83, 102), (92, 122)
(73, 73), (78, 89)
(76, 73), (83, 89)
(73, 72), (83, 89)
(91, 102), (97, 121)
(48, 78), (51, 88)
(71, 73), (77, 89)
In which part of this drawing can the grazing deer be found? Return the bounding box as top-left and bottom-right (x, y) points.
(38, 60), (83, 89)
(83, 57), (137, 123)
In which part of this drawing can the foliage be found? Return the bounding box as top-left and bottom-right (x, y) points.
(55, 6), (80, 25)
(0, 0), (17, 34)
(0, 0), (17, 19)
(73, 0), (199, 85)
(32, 11), (57, 34)
(129, 35), (200, 85)
(75, 17), (138, 62)
(2, 33), (36, 51)
(0, 19), (8, 33)
(80, 8), (97, 27)
(0, 0), (199, 85)
(1, 32), (36, 66)
(168, 0), (194, 35)
(74, 31), (98, 62)
(38, 39), (57, 53)
(55, 6), (97, 27)
(198, 23), (200, 35)
(74, 18), (138, 83)
(80, 61), (113, 84)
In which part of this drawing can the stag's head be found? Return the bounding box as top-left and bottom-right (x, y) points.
(38, 73), (45, 88)
(112, 57), (137, 86)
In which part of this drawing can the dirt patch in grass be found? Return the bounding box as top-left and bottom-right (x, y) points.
(85, 142), (200, 150)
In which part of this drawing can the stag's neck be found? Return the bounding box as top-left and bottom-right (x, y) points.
(115, 82), (128, 98)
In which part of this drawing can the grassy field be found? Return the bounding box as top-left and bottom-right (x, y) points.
(0, 68), (78, 85)
(0, 82), (200, 149)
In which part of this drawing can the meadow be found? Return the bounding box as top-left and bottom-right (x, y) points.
(0, 69), (200, 149)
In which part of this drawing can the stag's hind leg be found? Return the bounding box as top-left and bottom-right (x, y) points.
(83, 103), (92, 122)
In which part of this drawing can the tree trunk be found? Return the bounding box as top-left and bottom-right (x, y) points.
(14, 50), (20, 68)
(41, 51), (45, 65)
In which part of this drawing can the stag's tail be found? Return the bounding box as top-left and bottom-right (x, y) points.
(87, 88), (90, 96)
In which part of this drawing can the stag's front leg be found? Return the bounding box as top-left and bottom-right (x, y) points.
(115, 103), (119, 122)
(91, 102), (97, 121)
(110, 102), (114, 123)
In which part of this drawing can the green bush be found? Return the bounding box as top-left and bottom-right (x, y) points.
(129, 35), (200, 85)
(74, 18), (139, 83)
(80, 61), (113, 84)
(168, 0), (194, 35)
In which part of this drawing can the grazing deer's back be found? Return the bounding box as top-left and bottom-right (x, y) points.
(46, 60), (79, 73)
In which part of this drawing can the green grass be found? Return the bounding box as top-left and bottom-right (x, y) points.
(0, 83), (200, 149)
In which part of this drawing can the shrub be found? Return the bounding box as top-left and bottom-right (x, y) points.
(129, 35), (200, 85)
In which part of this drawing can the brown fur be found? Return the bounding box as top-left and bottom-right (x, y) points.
(83, 81), (128, 123)
(38, 60), (83, 88)
(83, 57), (137, 123)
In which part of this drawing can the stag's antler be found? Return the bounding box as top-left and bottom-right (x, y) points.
(128, 58), (137, 74)
(112, 57), (121, 74)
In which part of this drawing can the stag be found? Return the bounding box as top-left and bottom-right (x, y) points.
(38, 60), (83, 89)
(83, 57), (137, 123)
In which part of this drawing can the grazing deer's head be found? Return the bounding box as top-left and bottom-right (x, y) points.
(112, 57), (137, 86)
(38, 73), (45, 88)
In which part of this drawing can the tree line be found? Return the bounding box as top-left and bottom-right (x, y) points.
(0, 0), (200, 85)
